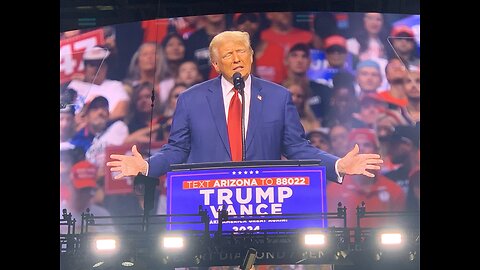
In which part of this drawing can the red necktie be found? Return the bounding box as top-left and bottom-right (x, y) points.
(227, 87), (242, 161)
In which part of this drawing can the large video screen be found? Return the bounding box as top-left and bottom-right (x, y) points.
(60, 11), (420, 233)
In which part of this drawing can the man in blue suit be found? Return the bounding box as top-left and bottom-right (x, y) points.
(107, 31), (383, 183)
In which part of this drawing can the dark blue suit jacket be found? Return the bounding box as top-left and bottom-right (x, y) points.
(148, 76), (341, 183)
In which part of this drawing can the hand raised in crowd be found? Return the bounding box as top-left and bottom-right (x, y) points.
(337, 144), (383, 177)
(106, 145), (147, 179)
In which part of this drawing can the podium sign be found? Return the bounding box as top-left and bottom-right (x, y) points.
(166, 161), (327, 231)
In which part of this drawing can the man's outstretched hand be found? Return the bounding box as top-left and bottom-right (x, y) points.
(337, 144), (383, 177)
(106, 145), (148, 179)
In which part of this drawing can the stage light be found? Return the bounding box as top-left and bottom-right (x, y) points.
(91, 236), (119, 255)
(121, 261), (134, 267)
(162, 236), (184, 249)
(304, 233), (326, 246)
(380, 233), (402, 245)
(92, 261), (104, 268)
(95, 239), (117, 251)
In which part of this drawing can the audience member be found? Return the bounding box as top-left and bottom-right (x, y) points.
(60, 160), (113, 233)
(124, 42), (175, 108)
(306, 128), (332, 152)
(261, 12), (313, 53)
(347, 13), (389, 61)
(378, 58), (408, 109)
(124, 82), (163, 144)
(351, 93), (387, 128)
(314, 35), (356, 87)
(327, 128), (406, 228)
(69, 96), (129, 174)
(387, 25), (420, 68)
(175, 60), (203, 87)
(185, 14), (228, 80)
(346, 13), (389, 90)
(384, 125), (420, 193)
(322, 81), (358, 128)
(60, 103), (76, 150)
(375, 110), (408, 173)
(282, 43), (333, 120)
(355, 60), (383, 97)
(283, 81), (321, 133)
(402, 68), (420, 124)
(233, 13), (287, 84)
(307, 12), (338, 82)
(161, 33), (186, 78)
(68, 46), (130, 122)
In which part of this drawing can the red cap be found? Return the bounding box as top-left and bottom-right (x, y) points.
(324, 35), (347, 50)
(70, 160), (97, 189)
(348, 128), (378, 148)
(391, 25), (414, 38)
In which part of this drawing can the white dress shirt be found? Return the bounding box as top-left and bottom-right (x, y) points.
(221, 75), (251, 139)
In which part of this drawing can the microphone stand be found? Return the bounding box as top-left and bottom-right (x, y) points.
(239, 88), (246, 161)
(133, 75), (159, 232)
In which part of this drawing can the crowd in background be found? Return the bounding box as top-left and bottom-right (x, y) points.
(60, 11), (420, 232)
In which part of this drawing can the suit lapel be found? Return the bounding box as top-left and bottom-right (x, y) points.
(206, 77), (231, 158)
(246, 77), (263, 152)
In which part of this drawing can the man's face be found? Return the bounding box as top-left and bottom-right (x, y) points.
(84, 62), (107, 85)
(211, 39), (253, 84)
(392, 38), (415, 54)
(87, 107), (109, 132)
(386, 59), (407, 83)
(286, 50), (310, 75)
(332, 87), (355, 115)
(404, 71), (420, 99)
(357, 67), (382, 92)
(326, 48), (347, 68)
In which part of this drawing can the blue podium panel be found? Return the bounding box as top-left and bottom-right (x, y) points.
(166, 161), (327, 231)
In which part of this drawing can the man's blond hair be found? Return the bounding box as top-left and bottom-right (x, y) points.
(209, 31), (253, 63)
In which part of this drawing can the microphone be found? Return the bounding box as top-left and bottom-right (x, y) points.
(232, 72), (246, 161)
(233, 72), (245, 95)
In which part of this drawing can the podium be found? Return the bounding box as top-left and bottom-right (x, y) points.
(166, 160), (328, 231)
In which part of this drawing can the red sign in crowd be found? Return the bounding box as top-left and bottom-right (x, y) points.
(60, 29), (105, 84)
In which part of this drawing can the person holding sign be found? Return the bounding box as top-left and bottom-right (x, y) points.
(107, 31), (383, 183)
